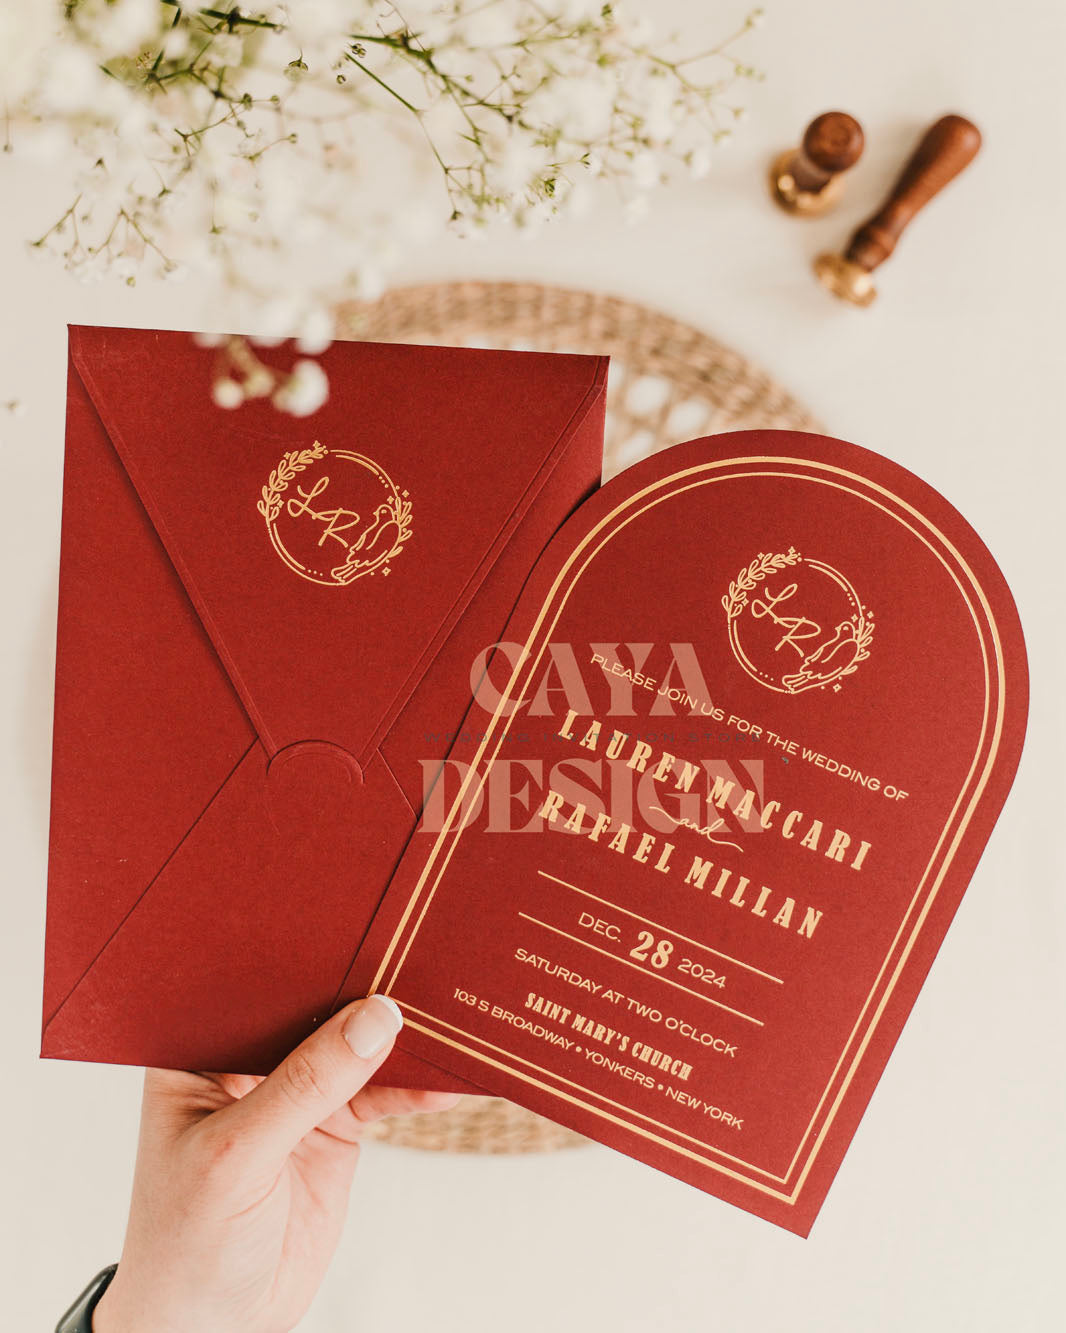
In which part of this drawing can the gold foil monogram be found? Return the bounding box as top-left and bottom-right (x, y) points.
(723, 548), (873, 694)
(257, 442), (412, 586)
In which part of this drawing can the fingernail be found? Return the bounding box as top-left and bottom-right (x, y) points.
(342, 995), (403, 1059)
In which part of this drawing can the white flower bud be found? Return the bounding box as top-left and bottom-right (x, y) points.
(628, 149), (660, 190)
(553, 0), (605, 21)
(36, 45), (109, 114)
(459, 8), (521, 49)
(211, 34), (245, 67)
(10, 0), (759, 358)
(162, 28), (191, 62)
(0, 8), (56, 103)
(295, 308), (335, 355)
(353, 264), (386, 303)
(273, 359), (329, 417)
(83, 0), (161, 54)
(530, 72), (616, 142)
(212, 377), (246, 410)
(687, 146), (712, 180)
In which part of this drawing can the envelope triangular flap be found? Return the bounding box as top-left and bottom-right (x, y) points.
(68, 327), (608, 769)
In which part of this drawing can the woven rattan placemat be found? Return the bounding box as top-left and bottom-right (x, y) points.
(337, 281), (818, 1154)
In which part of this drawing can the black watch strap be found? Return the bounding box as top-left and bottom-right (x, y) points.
(55, 1264), (118, 1333)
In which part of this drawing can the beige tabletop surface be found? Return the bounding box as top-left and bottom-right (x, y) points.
(2, 1), (1063, 1329)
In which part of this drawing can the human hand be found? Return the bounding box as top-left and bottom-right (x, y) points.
(92, 996), (459, 1333)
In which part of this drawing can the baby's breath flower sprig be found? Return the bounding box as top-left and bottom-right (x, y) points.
(196, 332), (330, 414)
(4, 1), (764, 411)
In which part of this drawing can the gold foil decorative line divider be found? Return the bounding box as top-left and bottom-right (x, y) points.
(400, 1005), (794, 1200)
(517, 912), (765, 1027)
(537, 870), (785, 984)
(375, 474), (737, 992)
(761, 481), (1000, 1190)
(373, 457), (1005, 1199)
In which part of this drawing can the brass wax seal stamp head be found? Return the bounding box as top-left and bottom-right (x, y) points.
(814, 113), (982, 307)
(770, 111), (865, 216)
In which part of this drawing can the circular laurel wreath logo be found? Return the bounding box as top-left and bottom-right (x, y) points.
(256, 442), (412, 587)
(722, 547), (874, 695)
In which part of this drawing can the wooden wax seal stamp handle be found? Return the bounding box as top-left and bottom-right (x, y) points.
(771, 111), (864, 215)
(846, 114), (982, 270)
(794, 112), (865, 192)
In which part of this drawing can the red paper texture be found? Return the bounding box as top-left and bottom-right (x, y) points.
(41, 325), (607, 1085)
(342, 431), (1028, 1233)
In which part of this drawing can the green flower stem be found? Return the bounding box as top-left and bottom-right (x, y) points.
(342, 51), (421, 117)
(28, 1), (762, 289)
(158, 2), (281, 31)
(30, 196), (82, 248)
(117, 209), (175, 270)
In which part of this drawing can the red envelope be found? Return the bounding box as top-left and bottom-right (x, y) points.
(40, 325), (607, 1085)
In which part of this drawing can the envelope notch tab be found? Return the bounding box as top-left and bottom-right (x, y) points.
(266, 740), (363, 835)
(268, 739), (363, 786)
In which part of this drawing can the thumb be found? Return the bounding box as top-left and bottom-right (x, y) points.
(213, 995), (404, 1159)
